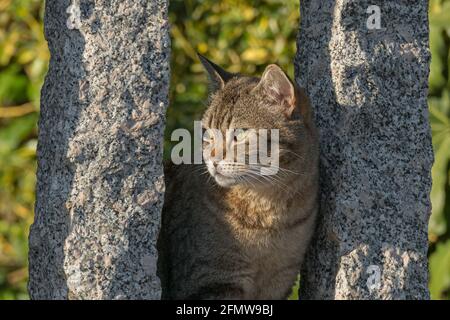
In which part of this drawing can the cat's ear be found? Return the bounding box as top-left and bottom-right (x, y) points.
(198, 53), (233, 92)
(254, 64), (296, 118)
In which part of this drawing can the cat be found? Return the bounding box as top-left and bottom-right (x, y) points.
(157, 54), (319, 299)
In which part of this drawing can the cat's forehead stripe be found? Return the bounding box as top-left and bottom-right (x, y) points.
(223, 103), (234, 130)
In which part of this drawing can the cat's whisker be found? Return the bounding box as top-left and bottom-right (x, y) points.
(239, 174), (257, 189)
(191, 165), (208, 173)
(245, 169), (285, 190)
(245, 168), (296, 194)
(249, 163), (300, 176)
(244, 170), (274, 185)
(192, 167), (211, 178)
(244, 174), (269, 188)
(279, 149), (306, 161)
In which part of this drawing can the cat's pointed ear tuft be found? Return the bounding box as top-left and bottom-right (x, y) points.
(197, 53), (233, 92)
(254, 64), (296, 117)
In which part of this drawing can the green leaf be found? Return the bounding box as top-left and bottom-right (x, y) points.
(429, 24), (447, 94)
(0, 65), (28, 105)
(430, 240), (450, 299)
(0, 113), (37, 155)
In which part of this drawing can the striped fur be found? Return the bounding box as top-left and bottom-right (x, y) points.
(158, 64), (319, 300)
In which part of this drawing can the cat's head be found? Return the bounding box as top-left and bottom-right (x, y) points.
(199, 54), (317, 189)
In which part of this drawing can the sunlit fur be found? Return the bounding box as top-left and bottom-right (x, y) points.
(158, 64), (319, 300)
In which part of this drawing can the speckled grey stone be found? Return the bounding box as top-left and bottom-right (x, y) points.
(295, 0), (433, 299)
(28, 0), (169, 299)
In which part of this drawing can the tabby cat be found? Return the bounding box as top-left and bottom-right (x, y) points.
(157, 54), (319, 299)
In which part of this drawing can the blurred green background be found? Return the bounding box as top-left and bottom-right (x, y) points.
(0, 0), (449, 299)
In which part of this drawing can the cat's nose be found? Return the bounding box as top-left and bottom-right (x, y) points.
(212, 161), (218, 168)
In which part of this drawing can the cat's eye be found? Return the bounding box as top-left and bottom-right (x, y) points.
(234, 129), (248, 142)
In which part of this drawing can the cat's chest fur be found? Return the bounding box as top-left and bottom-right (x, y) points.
(160, 164), (317, 299)
(210, 184), (316, 298)
(159, 59), (320, 298)
(223, 188), (294, 236)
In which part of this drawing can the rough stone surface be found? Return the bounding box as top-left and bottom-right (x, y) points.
(295, 0), (433, 299)
(28, 0), (169, 299)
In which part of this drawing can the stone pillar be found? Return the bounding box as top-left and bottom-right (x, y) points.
(295, 0), (433, 299)
(28, 0), (170, 299)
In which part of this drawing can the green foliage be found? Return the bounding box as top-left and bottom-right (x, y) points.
(428, 0), (450, 300)
(0, 0), (45, 299)
(430, 239), (450, 299)
(0, 0), (448, 300)
(288, 276), (300, 300)
(166, 0), (300, 157)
